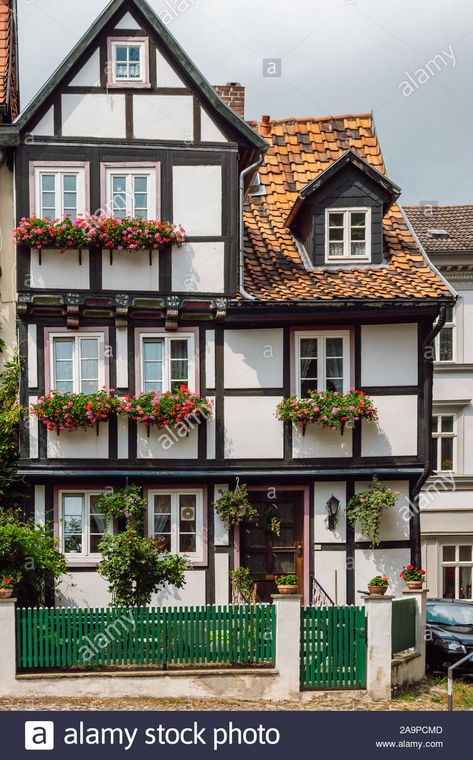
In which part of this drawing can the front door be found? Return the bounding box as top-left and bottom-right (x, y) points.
(240, 491), (304, 602)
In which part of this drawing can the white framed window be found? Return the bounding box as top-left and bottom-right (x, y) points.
(325, 207), (371, 261)
(34, 165), (87, 219)
(295, 331), (350, 397)
(140, 333), (195, 394)
(60, 491), (110, 561)
(441, 543), (473, 599)
(105, 167), (157, 219)
(148, 489), (204, 562)
(108, 38), (149, 86)
(434, 306), (455, 362)
(432, 414), (456, 472)
(50, 333), (105, 394)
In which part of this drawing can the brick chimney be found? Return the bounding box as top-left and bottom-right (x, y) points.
(257, 114), (271, 138)
(214, 82), (245, 119)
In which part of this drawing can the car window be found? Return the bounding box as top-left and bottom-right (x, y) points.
(427, 603), (473, 625)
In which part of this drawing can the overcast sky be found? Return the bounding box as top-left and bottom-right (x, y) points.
(17, 0), (473, 204)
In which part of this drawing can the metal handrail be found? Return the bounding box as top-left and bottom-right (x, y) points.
(447, 650), (472, 710)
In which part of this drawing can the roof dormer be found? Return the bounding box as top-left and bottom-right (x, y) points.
(286, 150), (401, 267)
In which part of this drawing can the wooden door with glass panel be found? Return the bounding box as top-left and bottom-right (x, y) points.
(240, 492), (304, 602)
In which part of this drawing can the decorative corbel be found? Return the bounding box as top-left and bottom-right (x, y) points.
(66, 293), (81, 329)
(165, 295), (181, 331)
(214, 297), (227, 320)
(16, 293), (31, 317)
(115, 294), (130, 329)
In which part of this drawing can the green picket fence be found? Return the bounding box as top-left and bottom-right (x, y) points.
(16, 604), (275, 670)
(300, 606), (367, 690)
(391, 597), (417, 655)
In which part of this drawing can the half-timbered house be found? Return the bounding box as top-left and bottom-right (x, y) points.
(15, 0), (455, 607)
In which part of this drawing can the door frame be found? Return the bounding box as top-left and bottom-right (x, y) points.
(234, 485), (310, 605)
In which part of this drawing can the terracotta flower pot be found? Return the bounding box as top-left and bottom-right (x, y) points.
(277, 584), (298, 595)
(0, 588), (13, 598)
(368, 585), (388, 596)
(405, 580), (423, 590)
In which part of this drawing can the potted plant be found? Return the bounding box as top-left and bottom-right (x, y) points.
(367, 575), (389, 595)
(275, 574), (298, 595)
(0, 573), (19, 598)
(214, 484), (257, 529)
(347, 477), (399, 548)
(400, 565), (425, 590)
(96, 485), (147, 530)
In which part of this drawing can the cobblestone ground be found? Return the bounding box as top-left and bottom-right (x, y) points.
(1, 680), (469, 711)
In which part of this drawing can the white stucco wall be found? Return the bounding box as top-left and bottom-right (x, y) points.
(224, 396), (284, 459)
(134, 95), (193, 141)
(355, 547), (409, 601)
(69, 48), (100, 87)
(215, 553), (230, 604)
(156, 49), (185, 87)
(101, 251), (160, 291)
(30, 250), (90, 290)
(62, 94), (126, 138)
(223, 329), (284, 389)
(314, 550), (347, 605)
(172, 165), (222, 237)
(314, 481), (347, 543)
(171, 242), (224, 293)
(205, 330), (215, 389)
(31, 106), (54, 137)
(206, 397), (216, 459)
(361, 323), (418, 386)
(46, 423), (109, 459)
(361, 395), (418, 457)
(137, 423), (199, 459)
(201, 108), (228, 142)
(116, 328), (128, 388)
(354, 480), (410, 542)
(293, 424), (353, 459)
(29, 396), (39, 459)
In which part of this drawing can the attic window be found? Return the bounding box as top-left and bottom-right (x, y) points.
(108, 38), (150, 87)
(325, 208), (371, 262)
(427, 229), (449, 239)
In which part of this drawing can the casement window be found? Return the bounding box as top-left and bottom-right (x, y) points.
(148, 489), (204, 562)
(140, 333), (195, 394)
(442, 544), (473, 599)
(105, 167), (157, 219)
(60, 492), (109, 560)
(434, 306), (455, 362)
(296, 331), (350, 396)
(108, 38), (149, 86)
(432, 414), (455, 472)
(34, 166), (87, 219)
(51, 333), (105, 394)
(325, 208), (371, 261)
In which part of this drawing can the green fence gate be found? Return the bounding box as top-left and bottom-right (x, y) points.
(300, 606), (367, 689)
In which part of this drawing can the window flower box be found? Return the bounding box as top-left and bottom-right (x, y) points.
(117, 386), (213, 433)
(13, 215), (186, 256)
(31, 390), (117, 433)
(276, 389), (378, 435)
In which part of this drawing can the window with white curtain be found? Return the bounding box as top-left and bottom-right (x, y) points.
(295, 331), (350, 396)
(325, 208), (371, 261)
(148, 489), (203, 562)
(140, 334), (194, 394)
(60, 492), (109, 560)
(50, 333), (104, 394)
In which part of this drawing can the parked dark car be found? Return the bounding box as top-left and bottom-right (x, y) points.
(426, 600), (473, 673)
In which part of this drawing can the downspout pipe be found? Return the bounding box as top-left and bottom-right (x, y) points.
(239, 154), (264, 300)
(410, 305), (448, 567)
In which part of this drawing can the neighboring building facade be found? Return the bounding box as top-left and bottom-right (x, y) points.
(405, 205), (473, 600)
(0, 0), (19, 367)
(14, 0), (453, 608)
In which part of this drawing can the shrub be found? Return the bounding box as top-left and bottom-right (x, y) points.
(98, 529), (187, 607)
(0, 348), (24, 507)
(0, 510), (67, 606)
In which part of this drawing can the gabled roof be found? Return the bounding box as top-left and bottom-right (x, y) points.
(286, 148), (400, 227)
(243, 114), (452, 302)
(15, 0), (267, 152)
(404, 205), (473, 253)
(0, 0), (18, 121)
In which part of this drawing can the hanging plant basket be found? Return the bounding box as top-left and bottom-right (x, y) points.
(214, 484), (258, 529)
(347, 477), (399, 548)
(276, 389), (378, 434)
(31, 390), (117, 433)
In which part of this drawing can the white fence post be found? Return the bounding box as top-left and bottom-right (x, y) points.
(402, 588), (428, 678)
(0, 599), (17, 694)
(271, 594), (302, 697)
(363, 594), (393, 700)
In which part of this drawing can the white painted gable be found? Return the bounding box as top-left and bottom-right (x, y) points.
(62, 93), (126, 138)
(156, 49), (185, 88)
(201, 107), (228, 142)
(69, 48), (101, 88)
(114, 11), (141, 30)
(32, 106), (54, 137)
(133, 95), (193, 140)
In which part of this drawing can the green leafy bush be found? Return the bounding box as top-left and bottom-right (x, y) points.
(347, 477), (399, 548)
(214, 484), (257, 529)
(275, 575), (297, 586)
(0, 349), (24, 506)
(230, 567), (256, 604)
(98, 529), (187, 607)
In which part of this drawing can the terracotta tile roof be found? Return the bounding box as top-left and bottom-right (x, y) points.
(243, 114), (450, 302)
(0, 0), (17, 119)
(404, 204), (473, 253)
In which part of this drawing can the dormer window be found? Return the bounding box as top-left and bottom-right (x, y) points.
(107, 38), (150, 87)
(326, 208), (371, 262)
